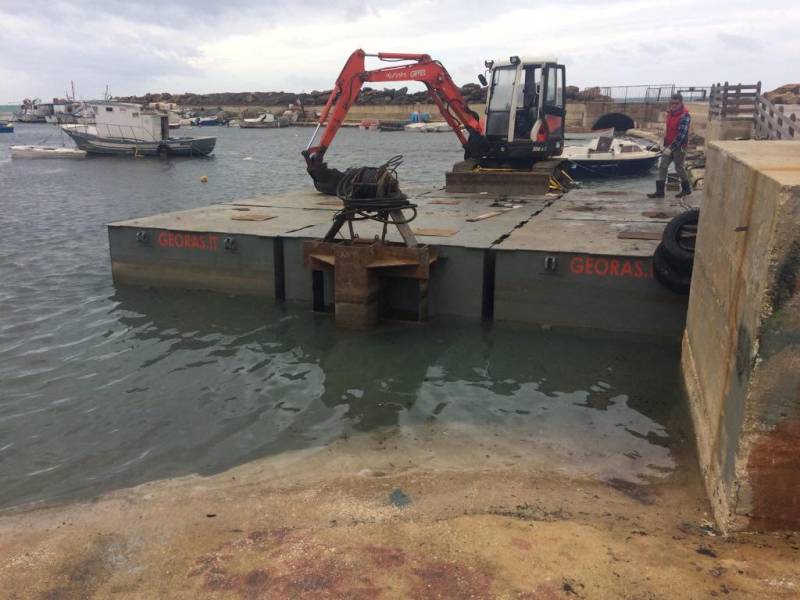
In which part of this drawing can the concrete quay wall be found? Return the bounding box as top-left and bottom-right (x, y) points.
(682, 141), (800, 531)
(215, 101), (708, 132)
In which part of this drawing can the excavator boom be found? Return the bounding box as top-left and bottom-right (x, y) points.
(304, 49), (483, 168)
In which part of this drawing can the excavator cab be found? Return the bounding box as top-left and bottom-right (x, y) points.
(480, 57), (565, 167)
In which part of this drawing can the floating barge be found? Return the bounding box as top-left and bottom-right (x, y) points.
(109, 185), (699, 337)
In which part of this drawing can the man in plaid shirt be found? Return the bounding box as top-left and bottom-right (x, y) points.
(648, 93), (692, 198)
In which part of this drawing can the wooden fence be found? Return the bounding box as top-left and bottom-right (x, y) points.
(709, 82), (761, 120)
(755, 95), (798, 140)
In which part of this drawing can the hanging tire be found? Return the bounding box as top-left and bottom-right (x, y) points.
(653, 242), (692, 295)
(662, 208), (699, 269)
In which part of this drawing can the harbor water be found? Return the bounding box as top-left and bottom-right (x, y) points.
(0, 124), (695, 510)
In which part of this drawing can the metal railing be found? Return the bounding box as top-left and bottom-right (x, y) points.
(577, 84), (711, 104)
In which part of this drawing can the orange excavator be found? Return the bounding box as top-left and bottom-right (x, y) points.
(302, 49), (567, 194)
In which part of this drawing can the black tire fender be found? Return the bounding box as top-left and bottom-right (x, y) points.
(661, 208), (699, 269)
(653, 242), (692, 295)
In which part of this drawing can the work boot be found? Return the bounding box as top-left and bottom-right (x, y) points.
(647, 180), (665, 198)
(676, 180), (692, 198)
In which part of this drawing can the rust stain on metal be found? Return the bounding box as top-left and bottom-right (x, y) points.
(746, 411), (800, 530)
(304, 239), (437, 328)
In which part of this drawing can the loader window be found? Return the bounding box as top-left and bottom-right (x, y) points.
(516, 66), (540, 140)
(485, 66), (516, 137)
(542, 65), (566, 142)
(545, 66), (563, 107)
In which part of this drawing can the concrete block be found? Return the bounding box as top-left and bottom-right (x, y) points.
(682, 140), (800, 531)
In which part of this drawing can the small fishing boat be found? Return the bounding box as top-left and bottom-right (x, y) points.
(197, 116), (222, 126)
(61, 101), (215, 157)
(239, 113), (280, 129)
(10, 145), (86, 159)
(377, 120), (406, 132)
(562, 135), (660, 176)
(14, 98), (50, 123)
(403, 122), (452, 133)
(404, 122), (427, 132)
(0, 122), (13, 133)
(423, 122), (453, 133)
(359, 118), (379, 131)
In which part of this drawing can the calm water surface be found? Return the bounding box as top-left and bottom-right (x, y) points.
(0, 123), (688, 509)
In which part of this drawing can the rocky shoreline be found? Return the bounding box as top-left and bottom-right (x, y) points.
(115, 84), (610, 109)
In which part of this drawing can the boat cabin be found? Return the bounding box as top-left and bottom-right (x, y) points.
(88, 101), (168, 142)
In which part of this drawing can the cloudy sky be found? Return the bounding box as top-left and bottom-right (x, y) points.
(1, 0), (796, 102)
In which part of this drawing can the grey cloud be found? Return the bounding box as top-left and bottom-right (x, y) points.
(717, 32), (762, 52)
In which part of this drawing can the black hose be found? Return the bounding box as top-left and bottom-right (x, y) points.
(333, 155), (417, 226)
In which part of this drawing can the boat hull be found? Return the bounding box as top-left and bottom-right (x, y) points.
(15, 115), (46, 123)
(0, 125), (13, 133)
(239, 121), (280, 129)
(10, 145), (86, 159)
(62, 128), (216, 157)
(567, 156), (659, 177)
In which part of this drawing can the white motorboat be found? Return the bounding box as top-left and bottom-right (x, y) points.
(10, 145), (87, 159)
(403, 122), (452, 132)
(240, 113), (280, 129)
(562, 135), (661, 176)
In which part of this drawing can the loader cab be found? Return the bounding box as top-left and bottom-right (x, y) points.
(482, 57), (565, 166)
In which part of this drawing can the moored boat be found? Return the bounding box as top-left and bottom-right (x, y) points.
(403, 121), (452, 132)
(239, 113), (280, 129)
(10, 145), (86, 159)
(14, 98), (50, 123)
(377, 120), (406, 131)
(197, 116), (222, 126)
(359, 118), (379, 131)
(61, 101), (215, 157)
(562, 135), (660, 176)
(0, 122), (13, 133)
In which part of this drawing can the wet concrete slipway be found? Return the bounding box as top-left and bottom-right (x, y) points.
(1, 125), (798, 598)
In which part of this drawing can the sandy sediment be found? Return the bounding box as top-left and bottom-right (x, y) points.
(1, 423), (798, 599)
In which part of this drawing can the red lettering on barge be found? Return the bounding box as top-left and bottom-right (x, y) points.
(569, 256), (653, 279)
(157, 231), (220, 251)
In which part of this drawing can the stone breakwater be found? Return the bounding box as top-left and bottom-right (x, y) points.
(115, 84), (616, 110)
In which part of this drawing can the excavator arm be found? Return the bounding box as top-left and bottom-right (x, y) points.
(303, 49), (483, 173)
